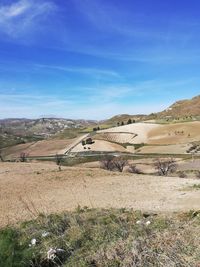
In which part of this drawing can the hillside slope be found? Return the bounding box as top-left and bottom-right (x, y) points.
(157, 95), (200, 118)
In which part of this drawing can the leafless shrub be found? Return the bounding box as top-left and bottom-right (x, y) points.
(128, 164), (142, 174)
(19, 152), (29, 162)
(100, 156), (115, 171)
(179, 171), (187, 178)
(196, 171), (200, 179)
(55, 154), (64, 171)
(0, 150), (4, 162)
(113, 157), (128, 172)
(154, 158), (177, 176)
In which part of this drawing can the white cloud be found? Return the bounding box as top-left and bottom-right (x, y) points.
(0, 0), (56, 38)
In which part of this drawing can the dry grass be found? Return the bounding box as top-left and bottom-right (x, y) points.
(1, 162), (200, 228)
(1, 209), (200, 266)
(3, 138), (78, 159)
(71, 139), (126, 153)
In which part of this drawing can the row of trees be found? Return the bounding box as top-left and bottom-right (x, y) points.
(117, 119), (135, 126)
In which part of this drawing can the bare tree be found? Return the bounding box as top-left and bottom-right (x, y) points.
(100, 156), (114, 171)
(19, 152), (29, 162)
(154, 158), (177, 176)
(0, 150), (4, 162)
(55, 154), (64, 171)
(113, 157), (127, 172)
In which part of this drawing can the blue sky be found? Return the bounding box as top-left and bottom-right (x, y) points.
(0, 0), (200, 119)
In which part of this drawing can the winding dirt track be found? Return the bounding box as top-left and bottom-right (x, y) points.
(1, 162), (200, 227)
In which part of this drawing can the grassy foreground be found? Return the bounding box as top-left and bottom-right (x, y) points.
(1, 208), (200, 267)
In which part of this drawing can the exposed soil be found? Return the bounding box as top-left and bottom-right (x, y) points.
(98, 121), (200, 145)
(148, 121), (200, 145)
(2, 138), (78, 159)
(138, 144), (191, 154)
(1, 162), (200, 227)
(71, 139), (127, 152)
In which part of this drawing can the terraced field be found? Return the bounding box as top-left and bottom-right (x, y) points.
(98, 123), (160, 143)
(94, 132), (137, 144)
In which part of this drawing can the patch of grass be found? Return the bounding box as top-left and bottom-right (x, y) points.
(1, 209), (200, 266)
(55, 128), (84, 139)
(191, 184), (200, 190)
(182, 183), (200, 191)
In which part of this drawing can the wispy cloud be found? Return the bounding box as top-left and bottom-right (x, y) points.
(35, 64), (119, 78)
(0, 0), (56, 38)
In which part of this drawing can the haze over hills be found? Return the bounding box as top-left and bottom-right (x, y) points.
(0, 118), (96, 149)
(0, 94), (200, 150)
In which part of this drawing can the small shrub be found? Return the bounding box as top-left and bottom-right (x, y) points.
(154, 158), (177, 176)
(55, 154), (64, 171)
(19, 152), (29, 162)
(100, 156), (115, 171)
(179, 171), (187, 178)
(196, 171), (200, 179)
(192, 184), (200, 190)
(113, 157), (127, 172)
(128, 164), (142, 174)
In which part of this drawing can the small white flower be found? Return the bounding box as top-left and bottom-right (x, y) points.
(47, 248), (57, 260)
(29, 238), (37, 247)
(146, 221), (151, 226)
(42, 231), (49, 238)
(136, 220), (142, 225)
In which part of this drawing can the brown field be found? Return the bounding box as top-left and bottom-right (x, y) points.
(148, 121), (200, 145)
(138, 144), (191, 154)
(83, 121), (200, 154)
(71, 139), (127, 152)
(98, 122), (160, 143)
(98, 121), (200, 145)
(2, 138), (79, 159)
(3, 121), (200, 158)
(1, 162), (200, 227)
(95, 132), (137, 144)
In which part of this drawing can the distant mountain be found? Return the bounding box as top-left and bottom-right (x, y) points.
(0, 118), (96, 136)
(0, 118), (96, 149)
(104, 95), (200, 124)
(1, 95), (200, 149)
(102, 114), (146, 126)
(156, 95), (200, 118)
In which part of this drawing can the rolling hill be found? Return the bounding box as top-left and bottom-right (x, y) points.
(102, 95), (200, 124)
(154, 95), (200, 119)
(0, 118), (96, 149)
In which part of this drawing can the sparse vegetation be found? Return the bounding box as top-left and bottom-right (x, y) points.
(19, 152), (29, 162)
(196, 171), (200, 179)
(128, 164), (142, 174)
(100, 156), (127, 172)
(100, 156), (115, 171)
(154, 158), (177, 176)
(0, 209), (200, 266)
(55, 154), (64, 170)
(0, 150), (4, 162)
(179, 171), (187, 178)
(112, 157), (128, 172)
(192, 184), (200, 189)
